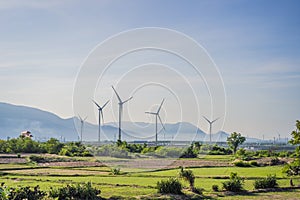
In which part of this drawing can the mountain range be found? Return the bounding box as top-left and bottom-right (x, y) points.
(0, 102), (262, 143)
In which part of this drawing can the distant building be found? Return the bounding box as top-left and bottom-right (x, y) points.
(21, 131), (33, 138)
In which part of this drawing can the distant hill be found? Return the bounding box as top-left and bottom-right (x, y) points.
(0, 102), (263, 143)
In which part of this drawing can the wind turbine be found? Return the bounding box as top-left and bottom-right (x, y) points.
(203, 116), (220, 143)
(145, 99), (165, 146)
(112, 86), (133, 141)
(78, 115), (87, 142)
(92, 99), (109, 143)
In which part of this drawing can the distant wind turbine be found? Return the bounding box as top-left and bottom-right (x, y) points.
(146, 99), (165, 146)
(203, 116), (220, 143)
(92, 99), (109, 143)
(112, 86), (133, 141)
(78, 115), (87, 142)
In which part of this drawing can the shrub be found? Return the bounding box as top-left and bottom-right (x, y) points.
(269, 157), (285, 166)
(233, 160), (252, 167)
(28, 155), (73, 163)
(209, 145), (232, 155)
(8, 185), (46, 200)
(28, 155), (46, 163)
(157, 178), (182, 194)
(222, 172), (244, 192)
(180, 144), (198, 158)
(154, 147), (183, 158)
(250, 161), (259, 167)
(49, 182), (101, 200)
(278, 151), (293, 158)
(93, 145), (130, 159)
(254, 175), (278, 189)
(212, 184), (219, 192)
(110, 168), (121, 175)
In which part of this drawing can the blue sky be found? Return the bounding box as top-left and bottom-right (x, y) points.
(0, 0), (300, 139)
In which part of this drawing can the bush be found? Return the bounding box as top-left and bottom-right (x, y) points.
(28, 155), (73, 163)
(110, 168), (121, 175)
(180, 144), (198, 158)
(269, 157), (285, 166)
(278, 151), (293, 158)
(254, 175), (278, 189)
(209, 145), (232, 155)
(93, 145), (130, 159)
(49, 182), (101, 200)
(233, 160), (252, 167)
(154, 147), (183, 158)
(8, 185), (46, 200)
(157, 178), (182, 194)
(257, 150), (277, 158)
(212, 184), (219, 192)
(222, 172), (244, 192)
(250, 161), (259, 167)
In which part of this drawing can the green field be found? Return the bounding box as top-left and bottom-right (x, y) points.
(0, 155), (299, 199)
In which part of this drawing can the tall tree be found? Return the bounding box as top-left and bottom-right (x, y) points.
(290, 120), (300, 146)
(283, 120), (300, 179)
(227, 132), (246, 154)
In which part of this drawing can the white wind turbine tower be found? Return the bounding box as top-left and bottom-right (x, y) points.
(92, 99), (109, 143)
(78, 115), (87, 142)
(145, 99), (165, 146)
(112, 86), (133, 141)
(203, 116), (220, 143)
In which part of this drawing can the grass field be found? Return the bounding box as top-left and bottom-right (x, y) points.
(0, 155), (299, 199)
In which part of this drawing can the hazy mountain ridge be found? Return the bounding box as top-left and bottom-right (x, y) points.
(0, 102), (262, 143)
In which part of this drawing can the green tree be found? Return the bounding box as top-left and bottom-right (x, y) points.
(227, 132), (246, 154)
(0, 140), (8, 153)
(290, 120), (300, 154)
(283, 120), (300, 179)
(179, 167), (195, 191)
(42, 138), (64, 154)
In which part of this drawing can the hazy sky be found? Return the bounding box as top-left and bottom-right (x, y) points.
(0, 0), (300, 139)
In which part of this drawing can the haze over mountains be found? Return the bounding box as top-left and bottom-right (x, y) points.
(0, 102), (262, 143)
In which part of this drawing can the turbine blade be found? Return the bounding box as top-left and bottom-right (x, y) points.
(157, 98), (165, 113)
(212, 117), (220, 124)
(112, 86), (122, 103)
(100, 110), (104, 124)
(145, 112), (156, 115)
(83, 116), (88, 121)
(202, 116), (211, 123)
(122, 96), (133, 104)
(102, 100), (110, 109)
(92, 99), (101, 108)
(78, 115), (82, 121)
(158, 115), (165, 130)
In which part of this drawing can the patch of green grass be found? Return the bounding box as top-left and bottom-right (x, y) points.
(197, 155), (234, 161)
(100, 185), (156, 198)
(220, 190), (300, 200)
(134, 166), (285, 178)
(0, 163), (37, 170)
(1, 161), (300, 199)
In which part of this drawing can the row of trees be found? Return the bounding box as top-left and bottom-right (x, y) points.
(0, 137), (91, 157)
